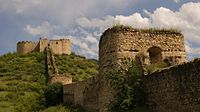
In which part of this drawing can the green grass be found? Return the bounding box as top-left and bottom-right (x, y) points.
(54, 53), (98, 82)
(0, 52), (46, 111)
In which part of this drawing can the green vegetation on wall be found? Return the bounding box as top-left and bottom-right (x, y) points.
(104, 24), (181, 35)
(106, 59), (150, 112)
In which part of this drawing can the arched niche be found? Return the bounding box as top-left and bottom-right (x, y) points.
(147, 46), (162, 64)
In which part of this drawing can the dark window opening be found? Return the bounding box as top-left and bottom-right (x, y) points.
(110, 50), (115, 53)
(148, 46), (162, 64)
(56, 42), (58, 44)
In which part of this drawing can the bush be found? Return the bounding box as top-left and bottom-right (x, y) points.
(15, 92), (45, 112)
(106, 59), (149, 112)
(45, 82), (63, 107)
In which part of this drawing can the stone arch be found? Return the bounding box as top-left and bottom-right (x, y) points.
(147, 46), (162, 64)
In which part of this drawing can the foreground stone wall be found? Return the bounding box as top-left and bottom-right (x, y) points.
(145, 59), (200, 112)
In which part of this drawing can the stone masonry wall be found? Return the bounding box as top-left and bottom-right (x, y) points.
(39, 38), (48, 52)
(62, 39), (71, 55)
(145, 59), (200, 112)
(49, 40), (63, 55)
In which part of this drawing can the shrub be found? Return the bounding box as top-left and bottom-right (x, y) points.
(15, 92), (45, 112)
(106, 59), (149, 112)
(45, 82), (63, 107)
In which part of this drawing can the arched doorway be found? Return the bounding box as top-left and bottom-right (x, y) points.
(147, 46), (162, 64)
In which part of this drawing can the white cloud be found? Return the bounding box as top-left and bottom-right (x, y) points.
(24, 21), (54, 36)
(1, 1), (200, 60)
(115, 13), (150, 28)
(68, 35), (98, 59)
(0, 0), (137, 26)
(75, 2), (200, 59)
(76, 16), (116, 31)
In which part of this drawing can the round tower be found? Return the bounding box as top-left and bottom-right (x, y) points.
(98, 25), (186, 111)
(17, 41), (38, 54)
(99, 26), (186, 75)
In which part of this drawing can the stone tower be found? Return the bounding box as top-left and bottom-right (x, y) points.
(98, 26), (186, 111)
(39, 38), (48, 52)
(17, 41), (38, 55)
(99, 26), (186, 73)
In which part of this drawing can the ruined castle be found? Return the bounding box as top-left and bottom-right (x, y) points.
(63, 26), (200, 112)
(17, 26), (200, 112)
(17, 38), (71, 55)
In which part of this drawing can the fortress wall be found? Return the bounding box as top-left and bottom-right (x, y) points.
(63, 83), (76, 104)
(49, 40), (63, 55)
(145, 59), (200, 112)
(17, 41), (38, 54)
(62, 39), (71, 55)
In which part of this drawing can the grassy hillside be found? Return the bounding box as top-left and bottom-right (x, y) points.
(0, 52), (98, 112)
(0, 52), (46, 112)
(55, 53), (98, 81)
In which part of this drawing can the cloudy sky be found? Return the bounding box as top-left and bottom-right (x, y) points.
(0, 0), (200, 60)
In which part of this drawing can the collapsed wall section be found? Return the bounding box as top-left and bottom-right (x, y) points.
(145, 59), (200, 112)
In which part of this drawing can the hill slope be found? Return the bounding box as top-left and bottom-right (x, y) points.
(0, 52), (46, 111)
(55, 53), (98, 81)
(0, 52), (98, 111)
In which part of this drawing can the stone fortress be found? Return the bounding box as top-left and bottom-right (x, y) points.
(63, 26), (200, 112)
(17, 38), (71, 55)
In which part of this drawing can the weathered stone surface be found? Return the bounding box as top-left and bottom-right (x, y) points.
(145, 59), (200, 112)
(63, 77), (99, 112)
